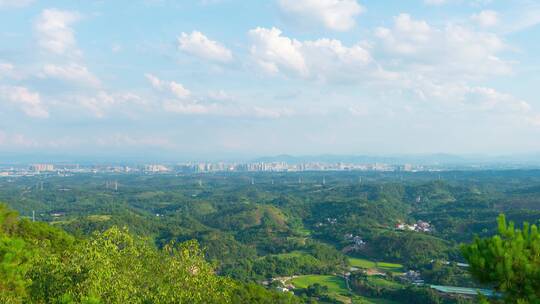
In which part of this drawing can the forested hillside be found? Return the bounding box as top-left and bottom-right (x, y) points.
(3, 170), (540, 303)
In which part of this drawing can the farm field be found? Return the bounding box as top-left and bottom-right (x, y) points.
(290, 275), (352, 303)
(367, 277), (403, 289)
(349, 258), (404, 273)
(291, 275), (348, 293)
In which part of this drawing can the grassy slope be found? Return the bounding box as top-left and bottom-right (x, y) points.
(291, 275), (348, 294)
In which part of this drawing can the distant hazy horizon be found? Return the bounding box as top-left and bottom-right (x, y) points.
(2, 152), (540, 167)
(1, 0), (540, 157)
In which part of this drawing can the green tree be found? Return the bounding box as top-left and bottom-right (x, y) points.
(0, 236), (31, 303)
(29, 227), (234, 303)
(462, 214), (540, 303)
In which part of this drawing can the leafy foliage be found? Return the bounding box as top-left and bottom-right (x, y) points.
(462, 214), (540, 303)
(0, 204), (235, 304)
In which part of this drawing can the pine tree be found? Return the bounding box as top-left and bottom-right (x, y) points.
(462, 214), (540, 303)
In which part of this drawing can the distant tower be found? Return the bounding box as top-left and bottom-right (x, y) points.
(198, 179), (203, 187)
(359, 177), (362, 185)
(251, 178), (255, 185)
(322, 177), (326, 185)
(40, 182), (44, 191)
(298, 177), (302, 184)
(114, 181), (118, 191)
(32, 210), (35, 222)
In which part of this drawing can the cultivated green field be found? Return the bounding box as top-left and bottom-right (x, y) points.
(349, 258), (404, 273)
(290, 275), (352, 303)
(367, 277), (403, 289)
(290, 275), (348, 293)
(349, 257), (377, 268)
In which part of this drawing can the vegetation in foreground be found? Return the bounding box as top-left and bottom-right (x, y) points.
(3, 170), (540, 302)
(0, 204), (298, 304)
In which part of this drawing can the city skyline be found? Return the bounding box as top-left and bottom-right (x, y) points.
(1, 0), (540, 157)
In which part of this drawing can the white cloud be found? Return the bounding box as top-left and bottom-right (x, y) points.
(409, 79), (530, 112)
(34, 9), (81, 56)
(145, 74), (205, 114)
(146, 73), (292, 118)
(178, 31), (233, 63)
(145, 73), (191, 99)
(278, 0), (363, 31)
(472, 10), (499, 27)
(42, 63), (100, 87)
(375, 14), (511, 79)
(0, 86), (48, 118)
(0, 62), (15, 78)
(504, 6), (540, 33)
(248, 27), (307, 76)
(74, 91), (142, 118)
(162, 97), (292, 118)
(248, 27), (373, 82)
(0, 0), (33, 8)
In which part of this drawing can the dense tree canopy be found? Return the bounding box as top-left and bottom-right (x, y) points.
(462, 214), (540, 303)
(4, 170), (540, 303)
(0, 204), (234, 304)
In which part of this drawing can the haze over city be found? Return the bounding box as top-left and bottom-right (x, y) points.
(1, 0), (540, 159)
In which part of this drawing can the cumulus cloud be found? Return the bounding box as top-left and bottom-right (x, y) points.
(74, 91), (142, 118)
(278, 0), (363, 31)
(178, 31), (233, 63)
(248, 27), (373, 82)
(409, 79), (530, 113)
(248, 27), (307, 76)
(41, 63), (100, 87)
(145, 73), (191, 99)
(472, 10), (499, 27)
(34, 9), (81, 56)
(0, 86), (48, 118)
(375, 14), (511, 79)
(145, 73), (292, 118)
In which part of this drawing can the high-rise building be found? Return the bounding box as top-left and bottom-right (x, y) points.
(30, 164), (54, 172)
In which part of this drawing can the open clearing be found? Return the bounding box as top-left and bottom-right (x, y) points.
(349, 258), (404, 273)
(290, 275), (348, 294)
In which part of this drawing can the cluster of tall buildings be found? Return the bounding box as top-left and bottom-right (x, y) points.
(0, 161), (428, 177)
(174, 162), (421, 173)
(29, 164), (55, 172)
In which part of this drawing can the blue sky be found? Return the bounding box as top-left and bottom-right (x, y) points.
(1, 0), (540, 159)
